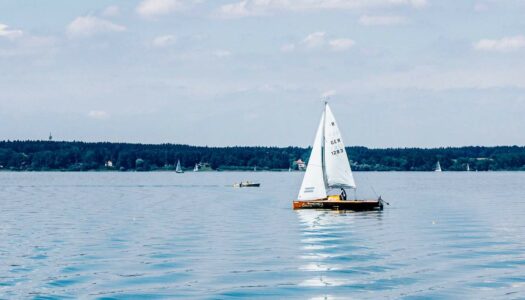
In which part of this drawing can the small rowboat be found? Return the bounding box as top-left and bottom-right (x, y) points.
(233, 181), (260, 188)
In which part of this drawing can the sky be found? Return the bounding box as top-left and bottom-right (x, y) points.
(1, 0), (524, 148)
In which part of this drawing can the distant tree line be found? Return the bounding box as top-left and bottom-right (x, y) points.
(0, 140), (524, 171)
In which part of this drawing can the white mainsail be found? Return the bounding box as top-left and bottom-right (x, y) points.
(297, 111), (328, 200)
(435, 161), (442, 172)
(323, 104), (356, 189)
(176, 160), (182, 172)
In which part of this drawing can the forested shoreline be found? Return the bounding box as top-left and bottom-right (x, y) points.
(0, 140), (524, 172)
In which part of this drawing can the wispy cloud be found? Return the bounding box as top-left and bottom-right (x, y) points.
(218, 0), (258, 18)
(329, 38), (355, 51)
(280, 43), (296, 53)
(473, 35), (525, 52)
(321, 90), (337, 98)
(88, 110), (110, 120)
(213, 49), (232, 58)
(152, 35), (176, 47)
(101, 5), (120, 17)
(0, 23), (24, 39)
(67, 16), (125, 38)
(218, 0), (426, 18)
(474, 2), (488, 12)
(359, 15), (406, 26)
(286, 32), (354, 52)
(136, 0), (183, 18)
(302, 31), (326, 48)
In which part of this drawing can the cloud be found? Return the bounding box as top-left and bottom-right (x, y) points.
(302, 31), (326, 48)
(473, 36), (525, 52)
(290, 32), (354, 52)
(218, 0), (258, 18)
(0, 23), (24, 39)
(218, 0), (426, 18)
(136, 0), (183, 18)
(213, 49), (232, 58)
(322, 90), (337, 98)
(329, 38), (355, 51)
(359, 15), (406, 26)
(335, 65), (525, 91)
(101, 5), (120, 17)
(474, 2), (488, 12)
(280, 43), (295, 52)
(88, 110), (110, 119)
(152, 35), (176, 47)
(67, 16), (126, 38)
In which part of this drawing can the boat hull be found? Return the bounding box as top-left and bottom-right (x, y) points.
(293, 199), (383, 211)
(233, 183), (261, 187)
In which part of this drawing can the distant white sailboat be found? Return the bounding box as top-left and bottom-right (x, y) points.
(175, 160), (184, 173)
(193, 163), (199, 172)
(434, 161), (442, 172)
(292, 102), (384, 210)
(466, 163), (470, 172)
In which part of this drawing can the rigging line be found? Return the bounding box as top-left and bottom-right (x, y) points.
(361, 171), (379, 198)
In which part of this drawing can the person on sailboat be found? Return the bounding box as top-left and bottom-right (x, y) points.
(340, 188), (347, 200)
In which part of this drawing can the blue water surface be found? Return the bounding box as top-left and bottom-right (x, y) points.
(0, 172), (524, 299)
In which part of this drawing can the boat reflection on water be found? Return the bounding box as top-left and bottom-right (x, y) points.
(295, 209), (384, 289)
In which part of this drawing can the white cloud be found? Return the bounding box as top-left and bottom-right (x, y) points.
(218, 0), (426, 18)
(218, 0), (259, 18)
(322, 90), (337, 98)
(474, 2), (488, 12)
(359, 15), (406, 26)
(213, 50), (232, 57)
(336, 65), (525, 91)
(88, 110), (110, 120)
(280, 43), (295, 52)
(102, 5), (120, 17)
(152, 35), (176, 47)
(0, 23), (23, 39)
(67, 16), (126, 38)
(302, 31), (326, 48)
(329, 38), (355, 51)
(136, 0), (183, 18)
(473, 36), (525, 52)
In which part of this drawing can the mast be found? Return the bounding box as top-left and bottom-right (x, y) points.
(321, 101), (328, 190)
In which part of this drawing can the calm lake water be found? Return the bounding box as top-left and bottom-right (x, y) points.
(1, 172), (524, 299)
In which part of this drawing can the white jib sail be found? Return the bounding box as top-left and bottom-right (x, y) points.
(176, 160), (182, 172)
(323, 104), (356, 189)
(298, 111), (328, 200)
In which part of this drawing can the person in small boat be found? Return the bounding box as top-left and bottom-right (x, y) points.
(340, 188), (347, 200)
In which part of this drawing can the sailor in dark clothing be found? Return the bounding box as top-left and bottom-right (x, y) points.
(340, 188), (347, 200)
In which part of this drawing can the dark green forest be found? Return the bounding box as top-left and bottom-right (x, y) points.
(0, 140), (524, 171)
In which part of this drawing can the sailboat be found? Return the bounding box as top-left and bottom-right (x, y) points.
(434, 161), (442, 172)
(466, 163), (470, 172)
(193, 163), (199, 172)
(292, 103), (384, 211)
(175, 160), (184, 173)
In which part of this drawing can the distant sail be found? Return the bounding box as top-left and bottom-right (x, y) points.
(323, 104), (356, 189)
(435, 161), (442, 172)
(176, 160), (183, 173)
(466, 163), (470, 172)
(194, 164), (199, 172)
(298, 111), (328, 200)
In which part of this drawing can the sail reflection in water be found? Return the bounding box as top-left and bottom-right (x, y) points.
(296, 210), (385, 289)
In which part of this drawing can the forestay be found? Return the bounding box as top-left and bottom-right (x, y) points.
(297, 111), (328, 200)
(323, 104), (356, 189)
